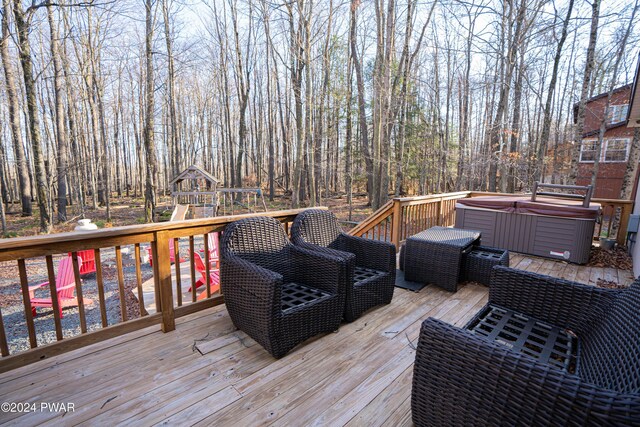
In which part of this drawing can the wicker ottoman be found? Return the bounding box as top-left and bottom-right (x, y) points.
(403, 226), (481, 292)
(463, 246), (509, 285)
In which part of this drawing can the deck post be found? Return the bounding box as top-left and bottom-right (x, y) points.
(155, 230), (176, 332)
(617, 202), (633, 246)
(391, 199), (402, 251)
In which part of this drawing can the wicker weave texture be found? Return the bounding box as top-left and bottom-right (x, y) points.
(291, 209), (396, 322)
(411, 266), (640, 426)
(403, 226), (480, 292)
(220, 216), (349, 358)
(462, 246), (509, 285)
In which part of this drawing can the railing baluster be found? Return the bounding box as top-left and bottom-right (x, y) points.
(190, 236), (196, 303)
(70, 252), (87, 333)
(134, 244), (145, 316)
(412, 205), (416, 234)
(401, 206), (406, 241)
(94, 249), (108, 327)
(0, 307), (8, 356)
(607, 206), (615, 237)
(151, 242), (161, 313)
(204, 233), (211, 299)
(384, 218), (388, 242)
(174, 239), (182, 307)
(115, 246), (128, 322)
(18, 259), (37, 348)
(45, 255), (63, 341)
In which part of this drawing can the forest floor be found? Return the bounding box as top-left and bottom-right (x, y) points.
(0, 193), (374, 354)
(1, 193), (373, 237)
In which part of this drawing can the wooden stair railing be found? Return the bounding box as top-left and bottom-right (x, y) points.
(349, 192), (471, 250)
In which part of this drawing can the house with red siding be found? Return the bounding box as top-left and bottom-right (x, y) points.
(575, 84), (634, 199)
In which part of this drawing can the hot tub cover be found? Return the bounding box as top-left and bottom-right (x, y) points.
(456, 196), (524, 212)
(515, 197), (599, 219)
(457, 196), (600, 219)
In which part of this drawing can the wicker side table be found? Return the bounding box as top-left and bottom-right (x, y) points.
(462, 246), (509, 285)
(403, 226), (481, 292)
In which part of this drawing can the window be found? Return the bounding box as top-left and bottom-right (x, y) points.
(606, 104), (629, 125)
(604, 138), (630, 162)
(579, 138), (630, 163)
(580, 140), (598, 162)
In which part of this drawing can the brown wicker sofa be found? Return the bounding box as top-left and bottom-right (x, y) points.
(412, 266), (640, 426)
(220, 216), (351, 358)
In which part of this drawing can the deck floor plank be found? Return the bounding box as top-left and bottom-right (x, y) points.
(0, 255), (632, 426)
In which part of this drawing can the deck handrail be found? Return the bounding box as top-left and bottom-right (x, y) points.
(0, 207), (321, 373)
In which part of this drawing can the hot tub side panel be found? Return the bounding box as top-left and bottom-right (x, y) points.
(532, 216), (594, 264)
(455, 205), (594, 264)
(454, 206), (496, 246)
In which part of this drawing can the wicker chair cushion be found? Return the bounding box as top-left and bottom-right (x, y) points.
(353, 266), (387, 287)
(281, 283), (332, 314)
(291, 210), (343, 248)
(579, 282), (640, 394)
(467, 305), (577, 372)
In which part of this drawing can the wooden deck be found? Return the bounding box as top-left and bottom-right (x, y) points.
(0, 254), (633, 426)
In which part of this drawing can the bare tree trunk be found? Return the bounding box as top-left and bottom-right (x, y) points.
(231, 0), (251, 192)
(0, 137), (5, 233)
(262, 6), (275, 201)
(507, 40), (528, 192)
(488, 0), (527, 192)
(536, 0), (575, 183)
(457, 7), (477, 191)
(46, 4), (68, 222)
(162, 0), (180, 177)
(303, 0), (316, 206)
(620, 128), (640, 200)
(144, 0), (158, 222)
(569, 0), (600, 185)
(346, 53), (353, 220)
(289, 0), (305, 207)
(1, 0), (31, 216)
(350, 0), (373, 206)
(12, 0), (51, 232)
(312, 0), (332, 204)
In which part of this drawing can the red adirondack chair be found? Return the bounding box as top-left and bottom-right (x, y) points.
(147, 238), (185, 267)
(188, 252), (220, 300)
(199, 232), (220, 268)
(29, 257), (92, 318)
(73, 250), (96, 275)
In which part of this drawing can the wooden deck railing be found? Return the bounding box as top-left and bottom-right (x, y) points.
(350, 191), (634, 249)
(0, 208), (318, 373)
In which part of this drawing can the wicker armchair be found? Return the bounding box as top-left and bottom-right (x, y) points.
(220, 216), (350, 358)
(290, 209), (396, 322)
(412, 266), (640, 426)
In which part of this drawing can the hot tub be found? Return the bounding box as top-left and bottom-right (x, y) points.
(454, 193), (599, 264)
